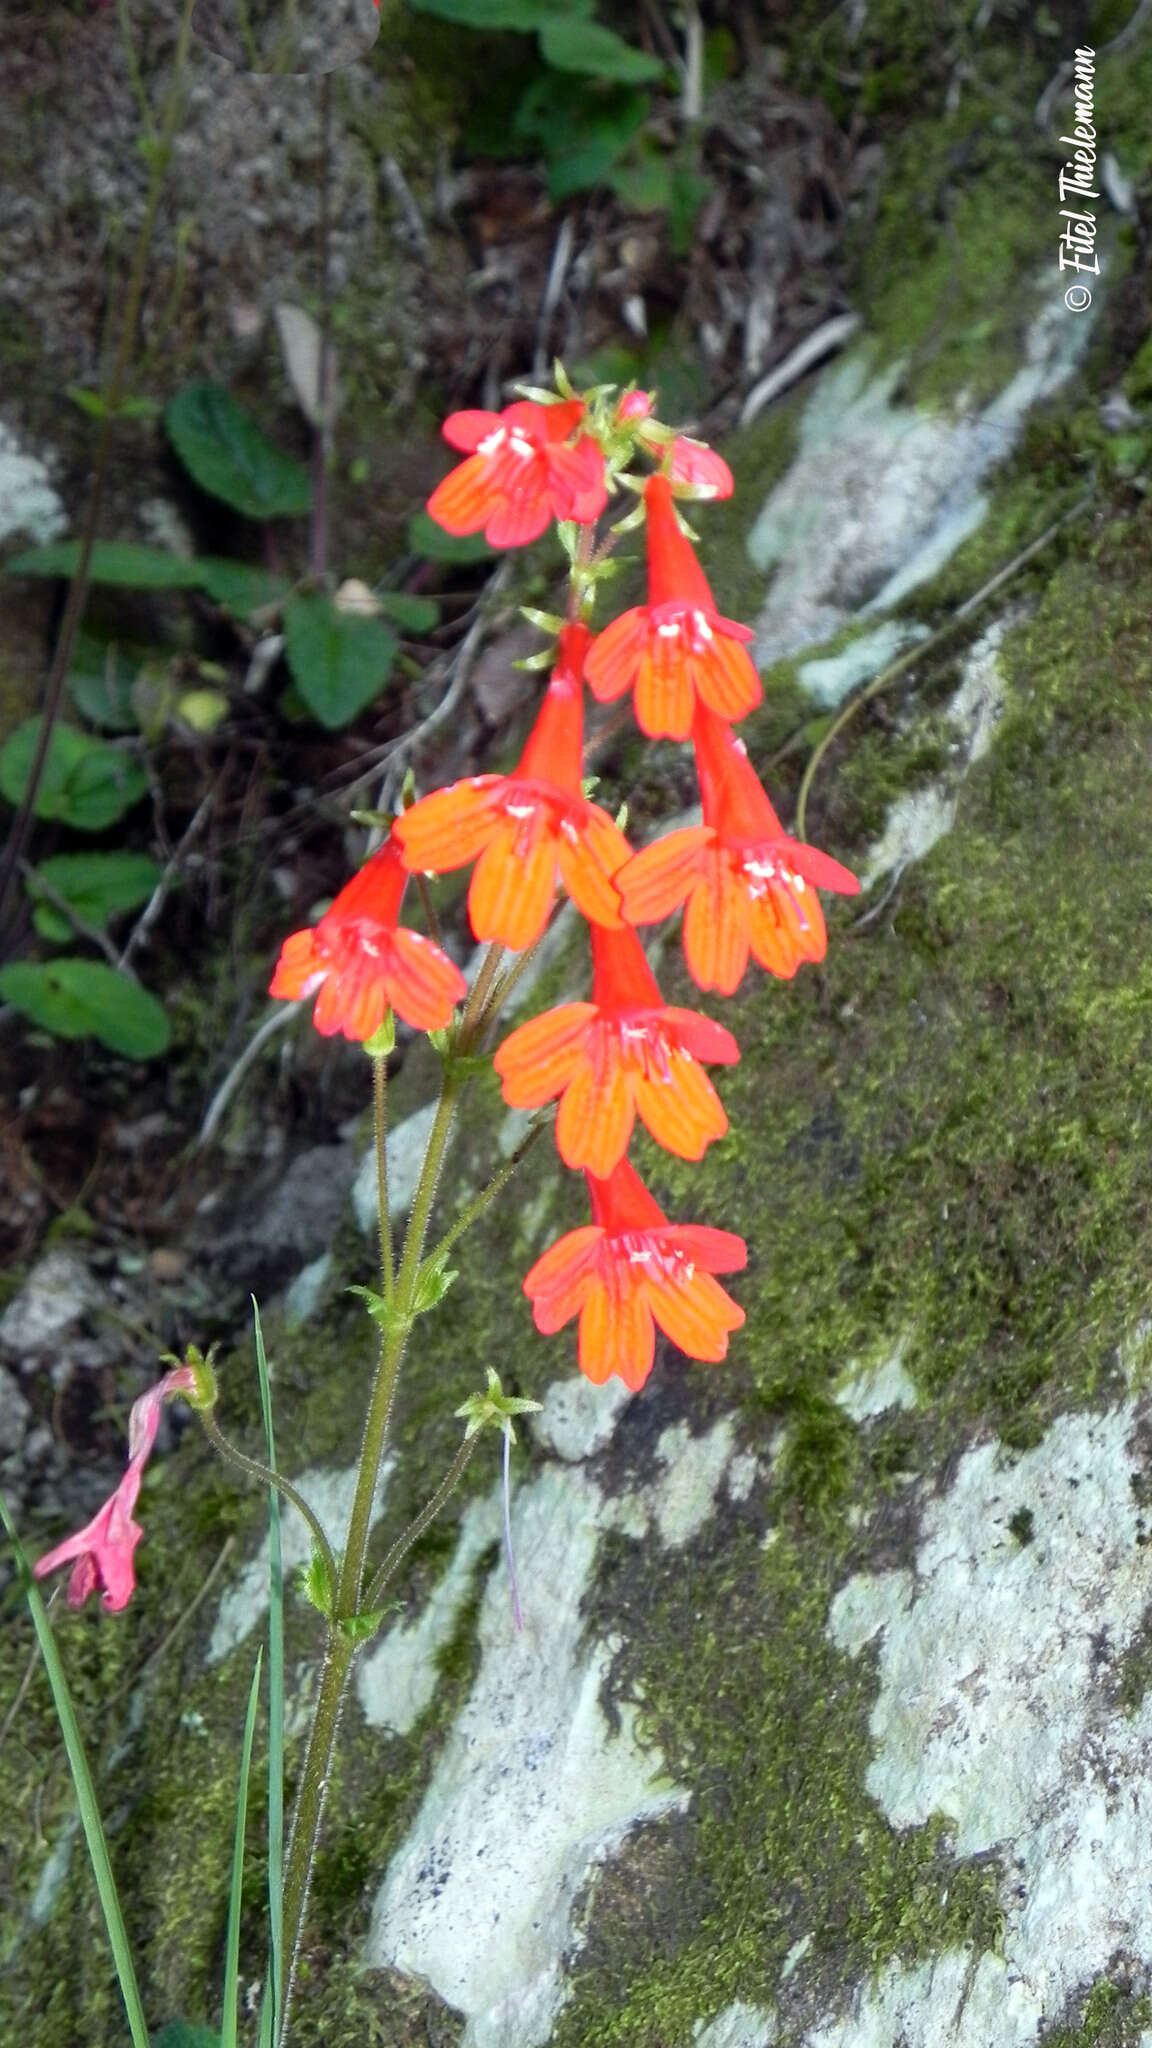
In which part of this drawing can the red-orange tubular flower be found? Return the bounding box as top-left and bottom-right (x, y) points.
(585, 473), (762, 741)
(523, 1157), (746, 1391)
(270, 839), (467, 1039)
(426, 399), (607, 548)
(393, 624), (631, 952)
(495, 920), (738, 1177)
(618, 708), (860, 995)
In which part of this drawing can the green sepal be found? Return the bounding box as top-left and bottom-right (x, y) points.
(410, 1253), (458, 1318)
(337, 1607), (387, 1644)
(347, 1285), (411, 1340)
(349, 810), (395, 832)
(519, 606), (564, 634)
(297, 1545), (335, 1619)
(455, 1366), (542, 1445)
(363, 1012), (396, 1059)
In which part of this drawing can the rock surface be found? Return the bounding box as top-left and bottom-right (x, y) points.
(8, 13), (1152, 2048)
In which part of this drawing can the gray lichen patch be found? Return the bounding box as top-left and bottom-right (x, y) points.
(824, 1401), (1152, 2043)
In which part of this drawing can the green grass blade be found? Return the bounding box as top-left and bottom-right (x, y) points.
(252, 1297), (284, 2041)
(220, 1647), (263, 2048)
(0, 1489), (151, 2048)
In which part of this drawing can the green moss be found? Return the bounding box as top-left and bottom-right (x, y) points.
(1042, 1979), (1152, 2048)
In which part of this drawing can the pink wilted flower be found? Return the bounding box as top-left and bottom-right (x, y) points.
(33, 1364), (201, 1611)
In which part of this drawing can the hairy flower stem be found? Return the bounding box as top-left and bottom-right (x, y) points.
(277, 1629), (354, 2043)
(280, 941), (510, 2032)
(372, 1053), (393, 1303)
(199, 1413), (337, 1590)
(0, 0), (198, 930)
(363, 1435), (477, 1611)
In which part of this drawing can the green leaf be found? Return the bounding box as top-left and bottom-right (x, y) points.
(406, 0), (591, 24)
(376, 590), (441, 634)
(6, 540), (202, 590)
(406, 510), (497, 563)
(251, 1299), (284, 2047)
(194, 558), (290, 616)
(221, 1650), (263, 2048)
(26, 852), (163, 941)
(0, 960), (171, 1059)
(538, 16), (664, 80)
(165, 383), (312, 520)
(7, 541), (288, 621)
(151, 2027), (222, 2048)
(68, 630), (146, 732)
(0, 1492), (152, 2048)
(0, 718), (147, 831)
(283, 592), (398, 730)
(513, 77), (649, 200)
(668, 162), (712, 256)
(608, 144), (674, 213)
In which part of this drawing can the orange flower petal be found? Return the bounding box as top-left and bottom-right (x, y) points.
(269, 927), (323, 1000)
(555, 1041), (635, 1176)
(632, 1051), (727, 1160)
(694, 632), (762, 722)
(393, 779), (502, 873)
(495, 1003), (597, 1107)
(747, 881), (827, 977)
(682, 851), (751, 994)
(585, 610), (648, 703)
(388, 929), (467, 1030)
(426, 452), (497, 536)
(616, 826), (713, 926)
(468, 813), (556, 949)
(645, 1266), (744, 1362)
(555, 808), (629, 928)
(578, 1271), (655, 1390)
(524, 1226), (604, 1330)
(633, 629), (696, 740)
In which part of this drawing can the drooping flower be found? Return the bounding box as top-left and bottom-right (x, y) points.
(584, 474), (761, 740)
(523, 1158), (746, 1391)
(393, 623), (631, 951)
(270, 839), (467, 1040)
(617, 707), (860, 995)
(426, 399), (607, 548)
(495, 921), (738, 1176)
(33, 1365), (198, 1611)
(668, 437), (734, 500)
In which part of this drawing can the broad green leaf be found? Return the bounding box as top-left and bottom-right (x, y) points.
(26, 851), (163, 943)
(406, 511), (496, 563)
(283, 592), (398, 730)
(513, 78), (649, 200)
(0, 959), (172, 1059)
(150, 2028), (222, 2048)
(538, 16), (664, 80)
(377, 590), (440, 634)
(608, 145), (674, 213)
(6, 540), (202, 590)
(406, 0), (591, 24)
(0, 719), (147, 831)
(68, 629), (145, 731)
(8, 543), (287, 624)
(166, 383), (312, 520)
(194, 557), (289, 616)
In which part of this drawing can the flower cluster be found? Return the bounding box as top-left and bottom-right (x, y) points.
(269, 385), (859, 1391)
